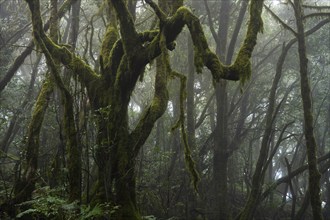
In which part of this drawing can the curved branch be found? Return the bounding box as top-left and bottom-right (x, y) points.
(142, 0), (264, 84)
(24, 0), (99, 92)
(129, 28), (179, 154)
(130, 31), (169, 156)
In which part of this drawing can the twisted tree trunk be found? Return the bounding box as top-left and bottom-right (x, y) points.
(22, 0), (264, 218)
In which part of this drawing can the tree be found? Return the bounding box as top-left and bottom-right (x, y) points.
(293, 0), (323, 218)
(203, 0), (249, 218)
(15, 0), (265, 218)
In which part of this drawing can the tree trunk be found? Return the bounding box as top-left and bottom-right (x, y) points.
(293, 0), (323, 219)
(212, 0), (230, 218)
(13, 75), (53, 203)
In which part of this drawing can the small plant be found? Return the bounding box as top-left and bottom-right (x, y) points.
(15, 187), (78, 219)
(16, 186), (120, 219)
(16, 194), (69, 219)
(80, 203), (119, 219)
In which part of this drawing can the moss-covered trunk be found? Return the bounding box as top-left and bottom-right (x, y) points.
(95, 122), (140, 219)
(89, 81), (142, 219)
(13, 75), (53, 203)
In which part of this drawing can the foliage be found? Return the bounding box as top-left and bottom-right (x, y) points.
(80, 203), (119, 220)
(16, 196), (68, 219)
(14, 186), (119, 219)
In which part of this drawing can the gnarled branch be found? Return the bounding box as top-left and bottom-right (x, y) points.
(25, 0), (99, 93)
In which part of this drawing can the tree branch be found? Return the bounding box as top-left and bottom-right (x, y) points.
(145, 0), (167, 23)
(302, 4), (330, 10)
(109, 0), (141, 56)
(261, 152), (330, 201)
(226, 0), (249, 64)
(303, 12), (330, 20)
(142, 0), (264, 85)
(264, 4), (297, 36)
(24, 0), (99, 93)
(203, 0), (219, 42)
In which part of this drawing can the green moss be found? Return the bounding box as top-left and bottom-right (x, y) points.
(230, 48), (252, 87)
(100, 25), (119, 71)
(155, 25), (200, 191)
(170, 71), (200, 192)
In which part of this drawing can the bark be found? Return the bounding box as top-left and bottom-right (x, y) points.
(293, 0), (323, 219)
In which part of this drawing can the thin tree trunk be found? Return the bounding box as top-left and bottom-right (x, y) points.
(0, 54), (40, 154)
(293, 0), (323, 219)
(12, 74), (53, 203)
(212, 0), (230, 218)
(237, 38), (287, 220)
(62, 0), (82, 202)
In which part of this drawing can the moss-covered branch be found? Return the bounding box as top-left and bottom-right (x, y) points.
(100, 25), (119, 84)
(141, 0), (264, 84)
(131, 29), (199, 191)
(25, 0), (100, 93)
(100, 26), (118, 73)
(129, 29), (170, 156)
(109, 0), (141, 56)
(171, 71), (200, 192)
(130, 60), (169, 157)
